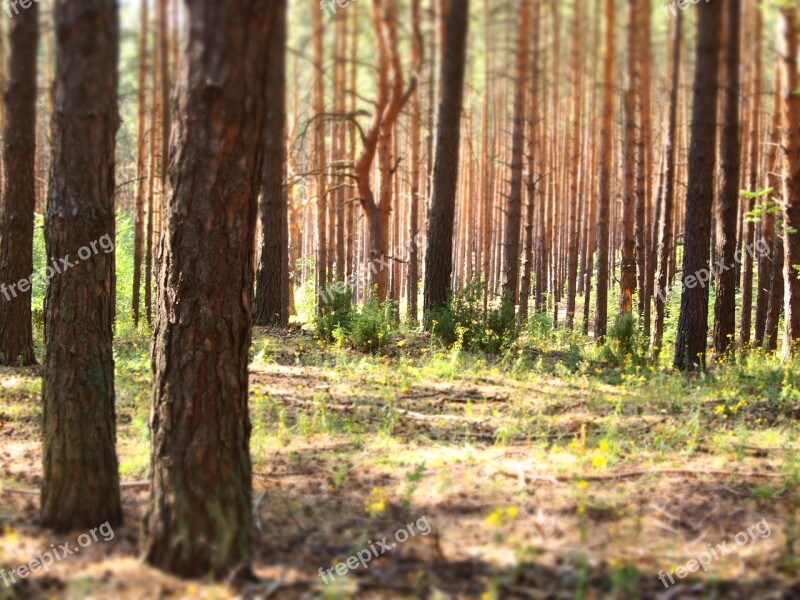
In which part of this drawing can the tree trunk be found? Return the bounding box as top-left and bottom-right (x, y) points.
(41, 0), (121, 530)
(565, 0), (582, 328)
(255, 0), (289, 327)
(501, 0), (530, 314)
(423, 0), (469, 319)
(132, 0), (149, 327)
(620, 0), (638, 315)
(0, 1), (38, 367)
(673, 0), (723, 370)
(741, 2), (761, 348)
(756, 60), (779, 347)
(594, 0), (614, 341)
(654, 10), (682, 358)
(143, 0), (271, 577)
(713, 0), (741, 357)
(313, 0), (327, 312)
(407, 0), (423, 326)
(780, 7), (800, 357)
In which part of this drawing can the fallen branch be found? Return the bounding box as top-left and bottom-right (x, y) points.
(495, 468), (787, 484)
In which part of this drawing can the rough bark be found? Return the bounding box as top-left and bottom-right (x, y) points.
(255, 0), (289, 327)
(713, 0), (741, 357)
(41, 0), (121, 530)
(423, 0), (469, 318)
(143, 0), (271, 577)
(501, 0), (530, 313)
(673, 0), (723, 370)
(0, 1), (38, 366)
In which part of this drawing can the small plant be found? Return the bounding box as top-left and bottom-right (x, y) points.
(427, 281), (518, 354)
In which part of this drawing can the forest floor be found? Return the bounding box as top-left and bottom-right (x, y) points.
(1, 327), (800, 599)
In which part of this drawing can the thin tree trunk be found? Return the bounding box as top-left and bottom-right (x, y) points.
(132, 0), (149, 327)
(743, 2), (762, 347)
(654, 11), (682, 358)
(780, 7), (800, 357)
(594, 0), (614, 341)
(407, 0), (422, 326)
(255, 0), (288, 327)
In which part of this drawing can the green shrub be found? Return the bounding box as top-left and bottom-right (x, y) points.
(314, 288), (395, 353)
(314, 285), (354, 341)
(427, 282), (518, 354)
(347, 297), (395, 353)
(601, 312), (648, 367)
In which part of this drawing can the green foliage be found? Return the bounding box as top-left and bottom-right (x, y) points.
(345, 297), (395, 353)
(314, 288), (395, 353)
(600, 312), (648, 367)
(427, 282), (518, 354)
(314, 285), (355, 341)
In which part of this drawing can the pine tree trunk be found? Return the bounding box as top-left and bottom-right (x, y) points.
(620, 0), (638, 315)
(132, 0), (149, 327)
(41, 0), (121, 530)
(713, 0), (741, 357)
(0, 1), (38, 367)
(594, 0), (614, 341)
(742, 3), (761, 347)
(255, 0), (288, 327)
(143, 0), (271, 578)
(780, 7), (800, 357)
(407, 0), (422, 326)
(313, 0), (327, 312)
(674, 0), (723, 370)
(654, 11), (682, 358)
(423, 0), (469, 318)
(501, 0), (530, 314)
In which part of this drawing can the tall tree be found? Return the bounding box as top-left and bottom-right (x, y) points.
(594, 0), (614, 341)
(407, 0), (423, 326)
(654, 10), (682, 357)
(423, 0), (469, 318)
(143, 0), (272, 577)
(674, 0), (724, 370)
(0, 0), (38, 366)
(132, 0), (149, 327)
(255, 0), (289, 327)
(501, 0), (530, 313)
(780, 6), (800, 357)
(742, 1), (762, 347)
(312, 0), (328, 311)
(41, 0), (121, 530)
(713, 0), (741, 357)
(620, 0), (638, 315)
